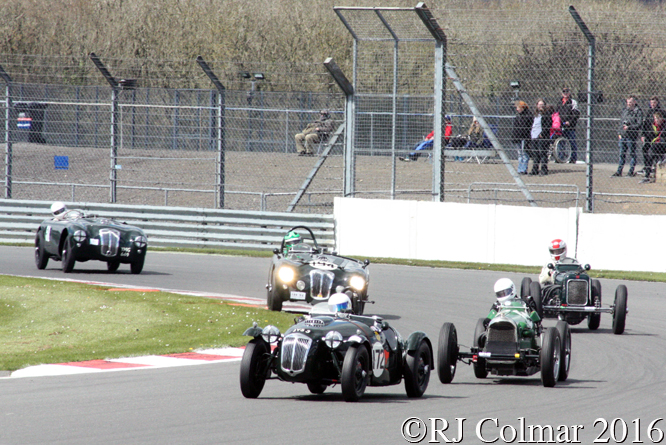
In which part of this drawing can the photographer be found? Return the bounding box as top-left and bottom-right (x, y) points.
(612, 95), (643, 177)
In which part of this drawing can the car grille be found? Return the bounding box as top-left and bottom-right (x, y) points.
(566, 280), (588, 305)
(310, 270), (335, 300)
(487, 322), (517, 343)
(98, 229), (121, 257)
(281, 334), (312, 375)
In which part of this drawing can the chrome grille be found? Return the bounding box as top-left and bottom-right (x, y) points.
(98, 229), (120, 257)
(310, 270), (335, 300)
(566, 280), (588, 305)
(487, 323), (517, 343)
(281, 334), (312, 374)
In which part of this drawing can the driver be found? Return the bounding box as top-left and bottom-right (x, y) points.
(539, 239), (575, 284)
(485, 278), (541, 327)
(282, 231), (302, 256)
(328, 292), (352, 313)
(50, 201), (68, 221)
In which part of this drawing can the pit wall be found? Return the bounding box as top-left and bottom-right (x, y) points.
(334, 197), (663, 273)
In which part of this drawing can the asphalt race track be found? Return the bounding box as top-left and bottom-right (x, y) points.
(1, 246), (665, 444)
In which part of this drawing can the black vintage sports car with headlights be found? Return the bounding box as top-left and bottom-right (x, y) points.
(266, 226), (370, 314)
(34, 209), (148, 274)
(521, 261), (628, 335)
(240, 310), (433, 402)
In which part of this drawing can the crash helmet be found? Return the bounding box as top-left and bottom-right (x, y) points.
(549, 239), (567, 261)
(328, 292), (352, 313)
(51, 201), (67, 217)
(494, 278), (517, 303)
(282, 231), (302, 255)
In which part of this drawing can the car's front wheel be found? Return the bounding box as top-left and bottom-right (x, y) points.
(437, 322), (458, 384)
(35, 231), (49, 270)
(306, 382), (327, 394)
(555, 321), (571, 381)
(130, 256), (145, 274)
(540, 327), (561, 387)
(613, 285), (628, 335)
(107, 261), (120, 272)
(520, 277), (532, 300)
(266, 271), (283, 312)
(61, 235), (76, 273)
(472, 317), (488, 379)
(404, 340), (432, 397)
(529, 281), (543, 318)
(341, 345), (369, 402)
(588, 279), (602, 330)
(239, 339), (270, 399)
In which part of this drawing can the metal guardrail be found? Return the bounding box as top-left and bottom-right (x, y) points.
(0, 199), (336, 251)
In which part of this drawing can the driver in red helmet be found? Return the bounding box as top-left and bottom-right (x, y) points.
(539, 239), (575, 284)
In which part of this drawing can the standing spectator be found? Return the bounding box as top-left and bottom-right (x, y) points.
(527, 99), (552, 176)
(640, 110), (666, 183)
(640, 96), (662, 174)
(556, 87), (580, 163)
(512, 101), (532, 174)
(612, 96), (643, 177)
(294, 110), (334, 156)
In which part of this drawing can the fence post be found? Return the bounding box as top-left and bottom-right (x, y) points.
(196, 56), (226, 209)
(0, 65), (12, 199)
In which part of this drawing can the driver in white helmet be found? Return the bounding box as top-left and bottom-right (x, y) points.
(484, 278), (540, 327)
(50, 201), (69, 221)
(327, 292), (352, 314)
(539, 239), (575, 284)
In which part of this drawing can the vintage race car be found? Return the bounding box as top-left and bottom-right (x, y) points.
(34, 209), (148, 274)
(521, 261), (628, 335)
(437, 299), (572, 388)
(266, 226), (370, 314)
(239, 305), (433, 402)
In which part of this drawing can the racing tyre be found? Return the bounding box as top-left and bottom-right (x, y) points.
(130, 256), (145, 274)
(266, 271), (283, 312)
(341, 345), (369, 402)
(529, 281), (544, 318)
(307, 382), (327, 394)
(107, 261), (120, 272)
(239, 339), (270, 398)
(588, 279), (602, 330)
(552, 137), (572, 163)
(34, 231), (49, 270)
(612, 285), (628, 335)
(540, 327), (561, 387)
(437, 322), (458, 384)
(520, 277), (532, 299)
(61, 235), (76, 273)
(555, 321), (571, 381)
(352, 296), (365, 315)
(404, 340), (432, 398)
(472, 317), (488, 379)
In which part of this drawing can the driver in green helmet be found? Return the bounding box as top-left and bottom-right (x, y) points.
(283, 231), (302, 256)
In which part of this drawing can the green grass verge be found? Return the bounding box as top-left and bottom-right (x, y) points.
(0, 275), (295, 372)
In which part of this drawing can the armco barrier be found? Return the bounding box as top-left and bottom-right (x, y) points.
(0, 199), (335, 251)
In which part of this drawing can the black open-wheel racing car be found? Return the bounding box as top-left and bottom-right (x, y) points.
(520, 261), (628, 335)
(266, 226), (370, 314)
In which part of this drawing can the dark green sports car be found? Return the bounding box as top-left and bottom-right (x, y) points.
(34, 209), (148, 274)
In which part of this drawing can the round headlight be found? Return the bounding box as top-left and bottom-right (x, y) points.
(296, 280), (305, 291)
(350, 276), (366, 291)
(277, 266), (295, 283)
(133, 235), (147, 248)
(261, 325), (281, 344)
(73, 230), (87, 243)
(324, 330), (343, 349)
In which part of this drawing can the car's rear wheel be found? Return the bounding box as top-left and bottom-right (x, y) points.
(341, 345), (369, 402)
(613, 285), (628, 335)
(266, 271), (283, 312)
(34, 231), (49, 270)
(437, 322), (458, 384)
(555, 321), (571, 381)
(61, 235), (76, 273)
(306, 382), (327, 394)
(529, 281), (543, 318)
(540, 327), (561, 387)
(239, 339), (270, 399)
(520, 277), (532, 299)
(404, 340), (432, 398)
(107, 261), (120, 272)
(588, 279), (602, 330)
(472, 317), (488, 379)
(130, 256), (145, 274)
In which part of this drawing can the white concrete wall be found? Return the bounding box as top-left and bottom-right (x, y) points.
(334, 197), (664, 272)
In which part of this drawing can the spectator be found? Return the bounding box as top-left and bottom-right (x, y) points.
(527, 99), (552, 176)
(399, 115), (453, 162)
(612, 96), (643, 177)
(640, 110), (666, 184)
(465, 117), (484, 148)
(295, 110), (334, 156)
(512, 101), (532, 174)
(640, 96), (662, 174)
(556, 87), (580, 163)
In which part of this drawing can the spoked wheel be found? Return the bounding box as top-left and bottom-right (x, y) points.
(404, 340), (432, 397)
(239, 339), (271, 398)
(107, 261), (120, 272)
(540, 327), (561, 387)
(472, 317), (488, 379)
(306, 382), (327, 394)
(34, 231), (49, 270)
(61, 235), (76, 273)
(552, 137), (572, 163)
(588, 279), (602, 330)
(437, 322), (458, 384)
(613, 285), (628, 335)
(341, 345), (369, 402)
(555, 321), (571, 381)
